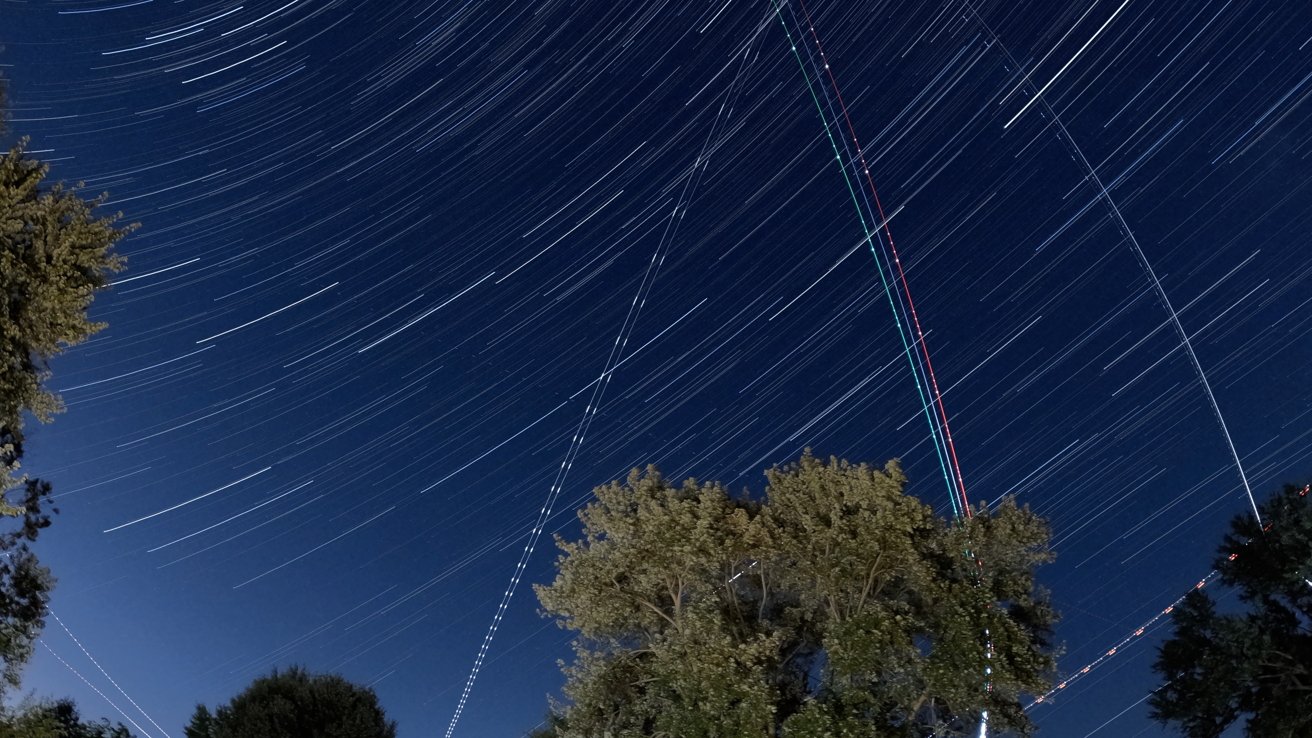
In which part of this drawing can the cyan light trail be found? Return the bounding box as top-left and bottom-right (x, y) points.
(768, 0), (968, 517)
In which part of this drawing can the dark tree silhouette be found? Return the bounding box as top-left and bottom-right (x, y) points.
(1150, 483), (1312, 737)
(185, 667), (396, 738)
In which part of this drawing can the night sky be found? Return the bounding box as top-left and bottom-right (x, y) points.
(4, 0), (1311, 736)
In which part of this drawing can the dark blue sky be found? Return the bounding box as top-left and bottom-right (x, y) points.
(4, 0), (1311, 736)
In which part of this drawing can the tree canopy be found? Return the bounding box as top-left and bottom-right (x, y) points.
(0, 697), (135, 738)
(1150, 483), (1312, 737)
(184, 667), (396, 738)
(0, 75), (128, 694)
(535, 452), (1057, 737)
(1, 81), (129, 439)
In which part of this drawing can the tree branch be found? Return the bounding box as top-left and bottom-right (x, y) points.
(631, 592), (678, 629)
(857, 552), (884, 613)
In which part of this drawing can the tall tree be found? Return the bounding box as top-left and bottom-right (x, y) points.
(535, 452), (1057, 737)
(1150, 483), (1312, 737)
(0, 76), (130, 691)
(185, 667), (397, 738)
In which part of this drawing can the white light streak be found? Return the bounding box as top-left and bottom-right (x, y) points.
(1004, 0), (1134, 128)
(104, 467), (272, 533)
(232, 506), (395, 589)
(196, 282), (338, 344)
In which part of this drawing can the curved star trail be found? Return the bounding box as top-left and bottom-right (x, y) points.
(5, 1), (1310, 736)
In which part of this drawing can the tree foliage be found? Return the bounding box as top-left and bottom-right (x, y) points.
(185, 667), (397, 738)
(0, 76), (129, 692)
(1, 85), (129, 437)
(0, 697), (135, 738)
(1150, 483), (1312, 737)
(535, 452), (1057, 737)
(0, 444), (54, 690)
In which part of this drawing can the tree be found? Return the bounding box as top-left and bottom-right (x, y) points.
(524, 712), (568, 738)
(0, 75), (130, 691)
(535, 452), (1057, 737)
(185, 667), (397, 738)
(1150, 483), (1312, 737)
(1, 77), (130, 438)
(0, 460), (54, 690)
(0, 696), (135, 738)
(182, 706), (215, 738)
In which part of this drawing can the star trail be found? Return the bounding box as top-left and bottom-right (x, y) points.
(5, 1), (1311, 736)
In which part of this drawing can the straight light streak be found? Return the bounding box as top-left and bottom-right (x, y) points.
(108, 258), (201, 285)
(103, 467), (271, 533)
(196, 282), (338, 344)
(1004, 0), (1134, 128)
(118, 387), (277, 447)
(50, 613), (173, 738)
(60, 346), (213, 391)
(182, 41), (288, 84)
(40, 641), (156, 738)
(232, 506), (395, 589)
(147, 481), (310, 551)
(357, 272), (494, 352)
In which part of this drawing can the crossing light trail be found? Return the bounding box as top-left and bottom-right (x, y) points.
(1001, 0), (1135, 130)
(1028, 484), (1308, 709)
(799, 0), (973, 518)
(768, 0), (969, 517)
(442, 31), (768, 737)
(771, 3), (991, 732)
(39, 640), (158, 738)
(962, 0), (1262, 527)
(957, 1), (1273, 712)
(13, 5), (1306, 738)
(1028, 572), (1216, 708)
(50, 612), (174, 738)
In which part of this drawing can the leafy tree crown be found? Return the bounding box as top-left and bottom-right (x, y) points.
(535, 451), (1057, 737)
(185, 667), (397, 738)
